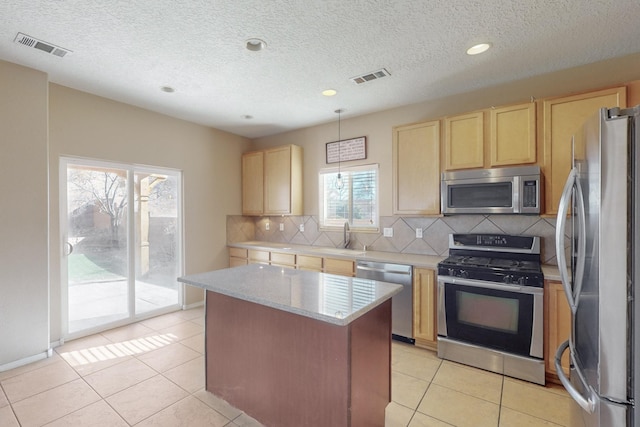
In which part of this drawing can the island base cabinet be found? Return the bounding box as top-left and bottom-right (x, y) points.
(205, 291), (392, 427)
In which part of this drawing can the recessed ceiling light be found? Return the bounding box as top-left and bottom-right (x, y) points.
(322, 89), (337, 97)
(466, 43), (491, 55)
(161, 86), (175, 93)
(246, 38), (266, 51)
(243, 115), (253, 120)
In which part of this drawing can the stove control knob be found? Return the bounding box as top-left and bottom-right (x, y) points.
(517, 276), (527, 285)
(503, 275), (513, 284)
(459, 270), (469, 279)
(448, 268), (456, 277)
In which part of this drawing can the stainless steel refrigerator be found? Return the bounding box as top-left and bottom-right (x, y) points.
(555, 104), (640, 426)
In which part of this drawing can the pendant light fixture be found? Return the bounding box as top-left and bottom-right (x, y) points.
(335, 108), (344, 189)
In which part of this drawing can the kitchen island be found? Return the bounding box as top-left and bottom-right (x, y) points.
(178, 264), (402, 427)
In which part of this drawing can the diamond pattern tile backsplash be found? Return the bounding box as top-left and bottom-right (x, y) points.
(227, 215), (565, 265)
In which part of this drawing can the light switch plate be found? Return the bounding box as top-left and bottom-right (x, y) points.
(279, 223), (284, 231)
(383, 227), (393, 237)
(416, 228), (423, 239)
(299, 223), (305, 232)
(265, 221), (270, 231)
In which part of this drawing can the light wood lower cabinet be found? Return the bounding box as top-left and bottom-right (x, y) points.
(229, 248), (248, 267)
(544, 280), (571, 383)
(323, 258), (355, 276)
(270, 251), (296, 269)
(297, 255), (323, 272)
(413, 268), (437, 351)
(248, 249), (270, 265)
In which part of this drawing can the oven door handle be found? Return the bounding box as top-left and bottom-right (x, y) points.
(437, 276), (542, 295)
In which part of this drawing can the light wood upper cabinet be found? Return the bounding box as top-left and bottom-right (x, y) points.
(241, 151), (264, 215)
(242, 144), (303, 216)
(542, 87), (626, 215)
(489, 102), (536, 167)
(544, 280), (571, 382)
(444, 111), (484, 170)
(444, 103), (536, 171)
(392, 120), (441, 215)
(413, 268), (437, 351)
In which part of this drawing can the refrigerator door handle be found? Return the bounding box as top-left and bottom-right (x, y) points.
(555, 167), (586, 313)
(555, 340), (596, 414)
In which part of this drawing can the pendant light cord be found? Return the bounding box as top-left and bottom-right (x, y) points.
(335, 108), (344, 189)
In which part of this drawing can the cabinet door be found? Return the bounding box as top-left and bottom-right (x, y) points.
(242, 151), (264, 215)
(264, 146), (293, 215)
(297, 255), (323, 272)
(542, 87), (626, 215)
(229, 257), (248, 268)
(270, 252), (296, 268)
(323, 258), (355, 276)
(392, 120), (440, 215)
(490, 102), (536, 167)
(444, 111), (484, 170)
(248, 249), (270, 264)
(544, 280), (571, 381)
(229, 248), (248, 268)
(413, 268), (437, 350)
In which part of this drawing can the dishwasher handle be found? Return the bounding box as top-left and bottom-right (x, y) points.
(356, 265), (412, 276)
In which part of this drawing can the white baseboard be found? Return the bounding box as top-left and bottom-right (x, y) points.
(0, 349), (51, 373)
(182, 300), (204, 310)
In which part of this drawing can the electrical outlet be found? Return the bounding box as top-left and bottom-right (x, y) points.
(279, 223), (284, 231)
(416, 228), (423, 239)
(383, 227), (393, 237)
(265, 221), (270, 231)
(299, 223), (305, 232)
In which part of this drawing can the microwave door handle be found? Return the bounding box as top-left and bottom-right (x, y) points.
(556, 167), (579, 313)
(513, 176), (521, 213)
(555, 340), (597, 414)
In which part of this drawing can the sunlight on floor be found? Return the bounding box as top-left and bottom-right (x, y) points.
(59, 333), (178, 367)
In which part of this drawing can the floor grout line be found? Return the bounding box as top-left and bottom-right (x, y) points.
(2, 309), (569, 427)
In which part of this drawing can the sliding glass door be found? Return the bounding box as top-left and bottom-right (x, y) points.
(61, 158), (182, 338)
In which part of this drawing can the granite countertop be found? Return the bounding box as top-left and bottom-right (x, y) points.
(178, 264), (403, 326)
(228, 241), (563, 281)
(228, 240), (444, 269)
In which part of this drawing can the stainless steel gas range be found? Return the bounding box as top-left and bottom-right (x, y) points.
(437, 233), (545, 385)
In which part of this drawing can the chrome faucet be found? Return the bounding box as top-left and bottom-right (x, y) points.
(343, 221), (351, 249)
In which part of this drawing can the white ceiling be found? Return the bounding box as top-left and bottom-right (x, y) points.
(1, 1), (639, 139)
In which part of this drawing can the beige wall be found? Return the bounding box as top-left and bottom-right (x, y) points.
(252, 53), (640, 217)
(0, 60), (49, 366)
(48, 85), (251, 342)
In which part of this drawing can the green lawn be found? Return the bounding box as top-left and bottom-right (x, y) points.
(68, 253), (124, 284)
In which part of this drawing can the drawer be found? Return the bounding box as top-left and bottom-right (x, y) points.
(248, 249), (270, 262)
(297, 255), (323, 271)
(229, 257), (248, 268)
(270, 252), (296, 266)
(323, 258), (355, 276)
(229, 247), (248, 259)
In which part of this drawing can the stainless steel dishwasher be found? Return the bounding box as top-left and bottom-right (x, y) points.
(356, 261), (414, 343)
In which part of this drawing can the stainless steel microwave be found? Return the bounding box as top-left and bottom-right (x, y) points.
(441, 165), (541, 215)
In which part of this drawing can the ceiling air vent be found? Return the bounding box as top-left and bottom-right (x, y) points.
(350, 68), (391, 85)
(14, 32), (71, 58)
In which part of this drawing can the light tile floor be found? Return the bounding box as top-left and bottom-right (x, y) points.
(0, 307), (570, 426)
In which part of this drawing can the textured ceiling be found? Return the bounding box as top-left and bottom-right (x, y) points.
(1, 1), (640, 139)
